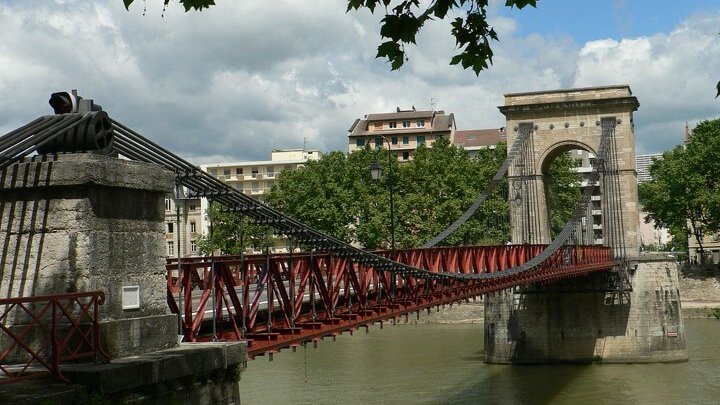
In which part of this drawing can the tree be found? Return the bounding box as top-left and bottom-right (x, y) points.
(264, 138), (509, 249)
(195, 201), (273, 255)
(544, 152), (582, 238)
(263, 150), (390, 248)
(122, 0), (537, 75)
(638, 118), (720, 263)
(395, 137), (507, 247)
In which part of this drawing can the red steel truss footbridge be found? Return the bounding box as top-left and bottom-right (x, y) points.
(0, 93), (625, 359)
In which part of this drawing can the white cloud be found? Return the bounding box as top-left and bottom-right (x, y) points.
(574, 14), (720, 153)
(0, 1), (718, 162)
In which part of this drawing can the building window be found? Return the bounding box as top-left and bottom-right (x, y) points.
(209, 169), (217, 177)
(167, 222), (174, 234)
(268, 166), (275, 177)
(402, 120), (410, 128)
(416, 120), (425, 127)
(236, 168), (243, 175)
(190, 240), (197, 253)
(417, 135), (425, 145)
(284, 164), (292, 171)
(375, 136), (384, 149)
(402, 136), (409, 145)
(165, 199), (171, 211)
(391, 136), (398, 145)
(167, 241), (174, 256)
(189, 204), (196, 211)
(252, 181), (260, 193)
(356, 138), (365, 147)
(223, 169), (230, 176)
(251, 167), (259, 178)
(389, 122), (397, 129)
(190, 221), (196, 233)
(402, 151), (409, 160)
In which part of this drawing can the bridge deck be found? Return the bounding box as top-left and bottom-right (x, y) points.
(166, 244), (617, 357)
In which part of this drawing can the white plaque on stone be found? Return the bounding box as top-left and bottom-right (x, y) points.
(122, 285), (141, 310)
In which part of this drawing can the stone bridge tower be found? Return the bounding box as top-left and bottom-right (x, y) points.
(484, 85), (687, 364)
(500, 85), (640, 259)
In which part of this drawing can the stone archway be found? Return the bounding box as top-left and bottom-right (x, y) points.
(500, 85), (640, 259)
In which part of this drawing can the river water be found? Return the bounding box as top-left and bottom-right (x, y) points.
(239, 319), (720, 404)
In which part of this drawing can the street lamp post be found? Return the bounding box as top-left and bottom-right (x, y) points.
(368, 136), (395, 251)
(369, 136), (396, 301)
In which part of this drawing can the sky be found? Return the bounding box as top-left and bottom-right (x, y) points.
(1, 0), (719, 163)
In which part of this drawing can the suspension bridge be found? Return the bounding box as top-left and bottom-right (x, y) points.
(0, 86), (686, 389)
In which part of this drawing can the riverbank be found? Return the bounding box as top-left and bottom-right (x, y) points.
(679, 264), (720, 319)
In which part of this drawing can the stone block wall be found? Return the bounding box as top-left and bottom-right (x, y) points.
(484, 253), (687, 363)
(0, 153), (178, 357)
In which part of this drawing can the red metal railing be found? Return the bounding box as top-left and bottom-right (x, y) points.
(166, 244), (616, 357)
(0, 291), (109, 384)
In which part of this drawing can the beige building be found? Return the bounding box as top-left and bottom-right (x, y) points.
(163, 148), (321, 257)
(689, 232), (720, 264)
(201, 149), (321, 200)
(164, 192), (202, 258)
(347, 107), (456, 160)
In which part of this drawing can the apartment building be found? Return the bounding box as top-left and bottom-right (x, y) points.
(636, 153), (662, 183)
(347, 107), (456, 160)
(201, 149), (321, 201)
(566, 149), (604, 245)
(164, 192), (202, 258)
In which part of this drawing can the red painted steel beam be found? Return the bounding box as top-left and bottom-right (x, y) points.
(166, 245), (617, 357)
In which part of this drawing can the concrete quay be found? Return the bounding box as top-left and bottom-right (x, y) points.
(0, 342), (247, 405)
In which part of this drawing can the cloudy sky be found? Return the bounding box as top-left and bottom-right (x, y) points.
(1, 0), (719, 163)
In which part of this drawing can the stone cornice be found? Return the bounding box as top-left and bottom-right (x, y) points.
(498, 97), (639, 116)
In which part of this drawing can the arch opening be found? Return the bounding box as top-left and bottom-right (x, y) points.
(539, 143), (603, 244)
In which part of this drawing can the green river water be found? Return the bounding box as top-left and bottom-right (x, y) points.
(239, 319), (720, 405)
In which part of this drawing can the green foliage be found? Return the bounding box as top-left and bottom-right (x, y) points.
(348, 0), (537, 74)
(545, 152), (582, 238)
(264, 139), (508, 249)
(640, 118), (720, 260)
(264, 150), (386, 247)
(195, 202), (273, 255)
(712, 307), (720, 319)
(395, 137), (508, 246)
(123, 0), (215, 12)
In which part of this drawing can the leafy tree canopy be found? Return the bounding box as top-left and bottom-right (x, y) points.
(195, 139), (585, 253)
(544, 152), (582, 238)
(195, 201), (273, 255)
(265, 138), (509, 249)
(639, 118), (720, 259)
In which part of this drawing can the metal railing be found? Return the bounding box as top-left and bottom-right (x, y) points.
(0, 291), (109, 384)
